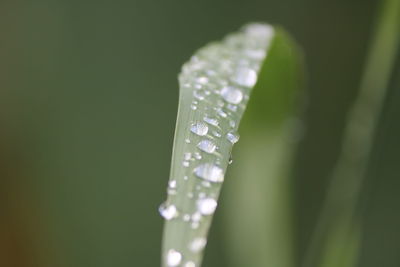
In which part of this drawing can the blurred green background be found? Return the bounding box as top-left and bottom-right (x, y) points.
(1, 0), (399, 266)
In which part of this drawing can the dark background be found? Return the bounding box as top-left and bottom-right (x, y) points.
(1, 0), (399, 266)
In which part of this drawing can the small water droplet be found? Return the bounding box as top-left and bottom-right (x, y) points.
(226, 131), (240, 144)
(194, 163), (224, 183)
(194, 90), (206, 100)
(190, 104), (198, 110)
(220, 86), (243, 104)
(185, 261), (196, 267)
(184, 152), (192, 161)
(203, 116), (219, 127)
(190, 122), (209, 136)
(196, 76), (209, 84)
(227, 104), (238, 112)
(202, 181), (211, 187)
(168, 180), (177, 189)
(194, 152), (202, 160)
(159, 203), (179, 220)
(229, 120), (236, 128)
(216, 108), (228, 118)
(166, 249), (182, 267)
(183, 161), (190, 167)
(197, 140), (216, 154)
(228, 154), (233, 164)
(185, 138), (191, 144)
(212, 131), (222, 138)
(189, 237), (207, 252)
(197, 198), (217, 215)
(183, 214), (191, 221)
(192, 212), (202, 222)
(232, 67), (257, 87)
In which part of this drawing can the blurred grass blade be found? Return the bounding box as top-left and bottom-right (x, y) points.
(222, 29), (303, 267)
(160, 24), (303, 267)
(304, 0), (400, 266)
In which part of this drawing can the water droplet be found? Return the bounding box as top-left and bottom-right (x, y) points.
(194, 163), (224, 183)
(185, 138), (191, 143)
(226, 131), (240, 144)
(168, 180), (177, 189)
(184, 152), (192, 161)
(185, 261), (196, 267)
(189, 237), (207, 252)
(216, 108), (228, 118)
(212, 131), (222, 138)
(166, 249), (182, 266)
(196, 76), (209, 84)
(229, 120), (236, 128)
(194, 90), (206, 100)
(159, 203), (178, 220)
(220, 86), (243, 104)
(228, 154), (233, 164)
(232, 67), (257, 87)
(203, 116), (219, 127)
(227, 104), (238, 112)
(190, 122), (209, 136)
(197, 198), (217, 215)
(183, 214), (191, 221)
(190, 104), (198, 110)
(192, 212), (202, 222)
(194, 152), (202, 160)
(197, 140), (216, 154)
(183, 161), (190, 167)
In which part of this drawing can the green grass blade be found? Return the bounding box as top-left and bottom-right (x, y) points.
(160, 24), (303, 267)
(304, 0), (400, 266)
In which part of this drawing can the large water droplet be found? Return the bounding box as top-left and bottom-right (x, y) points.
(159, 203), (178, 220)
(233, 67), (257, 87)
(197, 198), (217, 215)
(226, 131), (240, 144)
(193, 164), (224, 183)
(220, 86), (243, 104)
(197, 140), (216, 154)
(189, 237), (207, 252)
(166, 249), (182, 266)
(190, 122), (208, 136)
